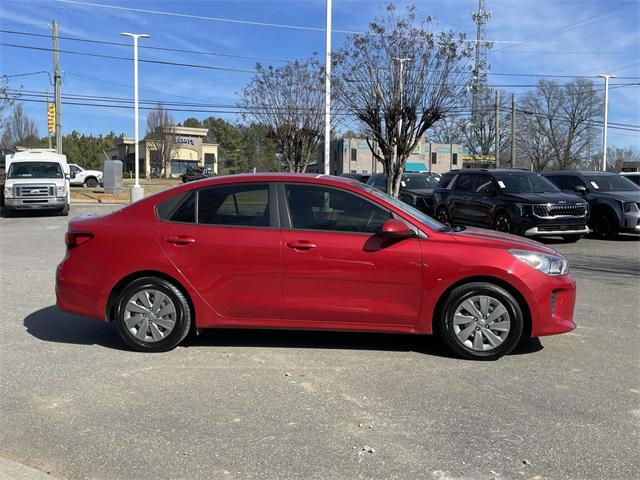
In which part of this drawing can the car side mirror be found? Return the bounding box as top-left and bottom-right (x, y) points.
(379, 219), (414, 238)
(574, 185), (587, 194)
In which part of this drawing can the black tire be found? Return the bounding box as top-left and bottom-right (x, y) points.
(2, 207), (13, 218)
(58, 205), (70, 216)
(115, 277), (192, 352)
(84, 177), (99, 188)
(562, 234), (583, 243)
(438, 282), (524, 360)
(436, 206), (449, 224)
(590, 210), (619, 239)
(494, 212), (513, 234)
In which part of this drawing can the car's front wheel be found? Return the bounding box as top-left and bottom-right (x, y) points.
(439, 282), (524, 360)
(115, 277), (192, 352)
(494, 212), (513, 234)
(436, 206), (449, 224)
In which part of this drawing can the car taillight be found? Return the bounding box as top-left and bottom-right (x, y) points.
(65, 232), (94, 249)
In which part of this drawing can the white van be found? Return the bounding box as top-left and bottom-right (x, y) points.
(2, 149), (71, 216)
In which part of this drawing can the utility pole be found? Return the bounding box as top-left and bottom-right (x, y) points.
(121, 32), (150, 202)
(511, 93), (516, 167)
(323, 0), (332, 175)
(494, 89), (500, 168)
(392, 57), (412, 170)
(52, 21), (62, 154)
(598, 74), (615, 172)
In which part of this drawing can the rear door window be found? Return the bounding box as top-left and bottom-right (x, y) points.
(453, 173), (476, 192)
(198, 184), (270, 227)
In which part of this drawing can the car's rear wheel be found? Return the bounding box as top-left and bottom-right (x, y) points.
(436, 206), (449, 224)
(494, 212), (513, 234)
(84, 177), (99, 188)
(115, 277), (191, 352)
(439, 282), (523, 360)
(590, 210), (619, 239)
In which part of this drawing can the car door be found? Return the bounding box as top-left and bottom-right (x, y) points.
(280, 182), (423, 325)
(450, 173), (477, 224)
(155, 182), (282, 321)
(468, 173), (498, 227)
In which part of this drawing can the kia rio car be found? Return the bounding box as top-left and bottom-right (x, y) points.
(56, 174), (576, 360)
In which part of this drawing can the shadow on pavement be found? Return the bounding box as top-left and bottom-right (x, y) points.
(24, 306), (543, 358)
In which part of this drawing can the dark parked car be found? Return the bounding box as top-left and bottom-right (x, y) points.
(367, 173), (439, 215)
(180, 165), (212, 183)
(543, 171), (640, 238)
(433, 169), (589, 241)
(340, 173), (370, 183)
(620, 172), (640, 187)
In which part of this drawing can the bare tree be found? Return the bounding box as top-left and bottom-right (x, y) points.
(460, 89), (511, 160)
(146, 103), (178, 178)
(518, 79), (601, 171)
(606, 146), (640, 172)
(516, 114), (554, 171)
(334, 4), (472, 196)
(1, 103), (39, 149)
(0, 76), (19, 133)
(239, 58), (325, 173)
(429, 115), (464, 145)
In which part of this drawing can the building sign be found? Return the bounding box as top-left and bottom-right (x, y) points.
(437, 146), (451, 154)
(358, 142), (368, 150)
(176, 137), (195, 146)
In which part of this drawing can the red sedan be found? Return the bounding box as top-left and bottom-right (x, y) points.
(56, 174), (576, 360)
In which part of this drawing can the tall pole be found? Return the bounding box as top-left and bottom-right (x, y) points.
(494, 89), (500, 168)
(511, 93), (516, 167)
(122, 32), (150, 202)
(323, 0), (332, 175)
(52, 21), (62, 154)
(599, 74), (614, 172)
(392, 57), (411, 170)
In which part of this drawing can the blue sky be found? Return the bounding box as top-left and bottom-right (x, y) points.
(1, 0), (639, 149)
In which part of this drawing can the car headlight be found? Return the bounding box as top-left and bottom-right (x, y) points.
(509, 249), (568, 275)
(4, 186), (13, 198)
(622, 201), (639, 213)
(515, 203), (531, 216)
(56, 185), (66, 197)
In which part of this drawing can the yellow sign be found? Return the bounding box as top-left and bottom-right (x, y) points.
(47, 103), (55, 134)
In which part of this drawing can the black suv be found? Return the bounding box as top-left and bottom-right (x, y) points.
(367, 173), (439, 215)
(433, 169), (589, 241)
(543, 171), (640, 238)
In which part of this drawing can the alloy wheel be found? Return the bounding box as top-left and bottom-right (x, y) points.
(437, 208), (449, 224)
(452, 295), (511, 352)
(123, 289), (177, 342)
(495, 215), (512, 233)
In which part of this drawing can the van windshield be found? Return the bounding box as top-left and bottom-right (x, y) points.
(7, 162), (63, 179)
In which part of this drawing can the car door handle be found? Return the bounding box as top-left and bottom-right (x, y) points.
(165, 235), (196, 246)
(286, 240), (317, 250)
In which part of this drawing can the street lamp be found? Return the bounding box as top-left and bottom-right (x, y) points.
(598, 74), (615, 172)
(121, 32), (150, 202)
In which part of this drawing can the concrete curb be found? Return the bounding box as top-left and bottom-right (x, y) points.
(0, 457), (62, 480)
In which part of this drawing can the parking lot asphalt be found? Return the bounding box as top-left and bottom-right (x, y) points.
(1, 204), (639, 480)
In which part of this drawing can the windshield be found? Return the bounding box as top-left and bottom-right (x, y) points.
(8, 161), (63, 179)
(493, 172), (560, 194)
(584, 174), (640, 192)
(358, 183), (445, 231)
(402, 174), (439, 190)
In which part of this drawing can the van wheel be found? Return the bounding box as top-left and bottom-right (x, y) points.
(590, 210), (618, 239)
(439, 282), (523, 360)
(58, 205), (70, 216)
(115, 277), (191, 352)
(494, 213), (513, 234)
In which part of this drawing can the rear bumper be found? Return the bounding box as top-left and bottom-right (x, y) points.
(5, 197), (68, 210)
(56, 256), (108, 320)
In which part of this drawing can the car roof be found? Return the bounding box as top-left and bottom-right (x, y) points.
(544, 170), (618, 176)
(449, 168), (531, 174)
(178, 172), (360, 187)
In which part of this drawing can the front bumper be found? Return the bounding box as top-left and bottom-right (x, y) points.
(5, 197), (68, 210)
(524, 271), (577, 337)
(524, 225), (590, 237)
(621, 210), (640, 234)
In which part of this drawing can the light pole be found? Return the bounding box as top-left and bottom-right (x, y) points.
(324, 0), (332, 175)
(598, 74), (615, 172)
(392, 57), (412, 170)
(121, 32), (150, 202)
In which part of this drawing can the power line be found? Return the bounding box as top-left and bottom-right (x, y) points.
(0, 43), (257, 73)
(0, 28), (289, 63)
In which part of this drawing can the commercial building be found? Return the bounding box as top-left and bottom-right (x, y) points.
(306, 137), (465, 176)
(106, 126), (218, 178)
